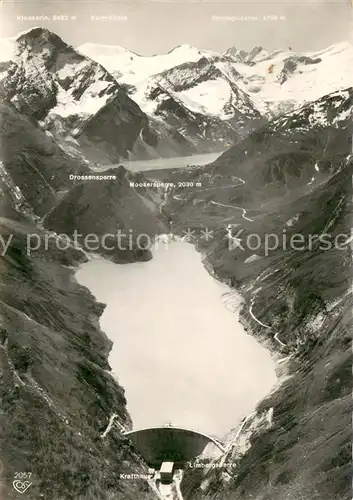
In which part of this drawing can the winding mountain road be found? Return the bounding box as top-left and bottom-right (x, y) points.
(209, 200), (253, 222)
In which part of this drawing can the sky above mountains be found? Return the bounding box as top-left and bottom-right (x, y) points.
(1, 0), (352, 55)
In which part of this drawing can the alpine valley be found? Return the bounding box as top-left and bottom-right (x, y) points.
(0, 26), (352, 500)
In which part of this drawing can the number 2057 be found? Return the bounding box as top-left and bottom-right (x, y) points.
(14, 472), (32, 479)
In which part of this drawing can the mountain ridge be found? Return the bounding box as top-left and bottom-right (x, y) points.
(79, 38), (353, 119)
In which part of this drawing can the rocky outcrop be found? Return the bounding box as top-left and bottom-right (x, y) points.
(227, 46), (267, 64)
(279, 55), (322, 84)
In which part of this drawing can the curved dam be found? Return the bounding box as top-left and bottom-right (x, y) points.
(124, 426), (225, 468)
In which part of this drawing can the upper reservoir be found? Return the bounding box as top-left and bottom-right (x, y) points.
(106, 151), (223, 172)
(76, 240), (276, 437)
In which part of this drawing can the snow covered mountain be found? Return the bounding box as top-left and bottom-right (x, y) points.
(77, 42), (220, 85)
(1, 29), (351, 165)
(128, 58), (265, 155)
(0, 27), (154, 163)
(219, 42), (352, 117)
(78, 43), (265, 153)
(225, 41), (353, 116)
(0, 30), (265, 163)
(0, 29), (212, 163)
(79, 40), (353, 119)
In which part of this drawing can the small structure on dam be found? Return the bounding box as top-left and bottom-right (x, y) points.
(123, 425), (226, 469)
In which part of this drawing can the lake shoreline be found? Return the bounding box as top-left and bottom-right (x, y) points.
(76, 239), (277, 438)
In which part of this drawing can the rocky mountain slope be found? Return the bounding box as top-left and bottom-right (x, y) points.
(0, 28), (161, 164)
(0, 214), (153, 500)
(180, 160), (352, 500)
(128, 57), (264, 153)
(0, 30), (264, 165)
(79, 42), (266, 153)
(0, 97), (167, 255)
(147, 87), (352, 500)
(0, 212), (164, 500)
(158, 87), (352, 220)
(0, 99), (88, 217)
(0, 98), (168, 498)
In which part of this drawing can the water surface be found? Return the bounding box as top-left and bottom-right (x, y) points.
(77, 241), (276, 437)
(122, 151), (222, 172)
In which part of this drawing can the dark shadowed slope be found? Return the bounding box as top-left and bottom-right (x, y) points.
(44, 165), (167, 262)
(0, 216), (161, 500)
(0, 101), (164, 498)
(0, 100), (86, 217)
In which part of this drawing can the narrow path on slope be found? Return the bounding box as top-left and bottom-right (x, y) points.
(249, 296), (287, 349)
(209, 200), (253, 222)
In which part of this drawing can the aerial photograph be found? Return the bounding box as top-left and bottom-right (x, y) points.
(0, 0), (352, 499)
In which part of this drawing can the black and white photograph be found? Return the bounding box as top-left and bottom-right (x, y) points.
(0, 1), (352, 499)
